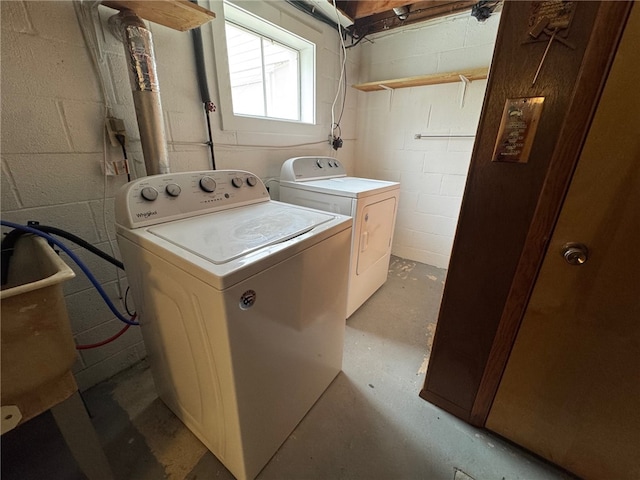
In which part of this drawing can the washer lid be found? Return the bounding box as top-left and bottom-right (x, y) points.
(282, 177), (399, 198)
(147, 202), (335, 264)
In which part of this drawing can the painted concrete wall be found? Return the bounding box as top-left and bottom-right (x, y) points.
(354, 12), (501, 268)
(0, 0), (356, 390)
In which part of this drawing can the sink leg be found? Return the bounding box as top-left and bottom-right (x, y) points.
(50, 391), (115, 480)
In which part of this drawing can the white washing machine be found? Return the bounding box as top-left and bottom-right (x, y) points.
(115, 170), (352, 480)
(280, 156), (400, 318)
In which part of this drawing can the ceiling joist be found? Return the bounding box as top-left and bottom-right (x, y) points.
(336, 0), (413, 19)
(335, 0), (477, 37)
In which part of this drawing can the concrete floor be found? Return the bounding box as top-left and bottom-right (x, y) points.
(2, 256), (571, 480)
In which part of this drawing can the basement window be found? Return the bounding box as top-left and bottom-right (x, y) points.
(223, 1), (315, 124)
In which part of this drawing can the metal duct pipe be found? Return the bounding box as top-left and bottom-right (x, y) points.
(109, 10), (170, 176)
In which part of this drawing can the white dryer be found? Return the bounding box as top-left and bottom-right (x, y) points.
(115, 170), (352, 480)
(280, 156), (399, 318)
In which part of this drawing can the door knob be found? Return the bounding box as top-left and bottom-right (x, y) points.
(561, 242), (588, 265)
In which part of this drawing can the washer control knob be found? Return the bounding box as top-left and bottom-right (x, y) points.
(246, 176), (258, 187)
(165, 183), (181, 197)
(316, 159), (324, 168)
(199, 176), (217, 193)
(140, 187), (158, 201)
(232, 177), (243, 188)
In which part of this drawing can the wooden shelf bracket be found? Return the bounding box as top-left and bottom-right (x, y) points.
(459, 74), (471, 108)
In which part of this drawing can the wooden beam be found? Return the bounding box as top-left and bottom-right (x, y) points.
(101, 0), (215, 32)
(335, 0), (357, 19)
(351, 0), (414, 19)
(352, 0), (476, 37)
(352, 67), (489, 92)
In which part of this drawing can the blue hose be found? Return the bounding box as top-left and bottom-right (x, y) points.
(1, 220), (139, 326)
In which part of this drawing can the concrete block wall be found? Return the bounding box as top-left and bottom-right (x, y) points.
(354, 12), (500, 268)
(1, 0), (356, 390)
(1, 1), (142, 391)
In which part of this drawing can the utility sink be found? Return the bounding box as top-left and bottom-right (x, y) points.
(1, 235), (77, 433)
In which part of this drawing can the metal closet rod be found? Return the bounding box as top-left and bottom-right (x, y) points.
(414, 133), (475, 139)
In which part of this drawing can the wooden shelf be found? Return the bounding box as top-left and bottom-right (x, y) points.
(352, 67), (489, 92)
(102, 0), (215, 32)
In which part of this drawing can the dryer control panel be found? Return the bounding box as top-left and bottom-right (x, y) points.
(116, 170), (270, 229)
(280, 156), (346, 182)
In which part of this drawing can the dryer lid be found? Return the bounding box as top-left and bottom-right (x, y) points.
(147, 202), (335, 264)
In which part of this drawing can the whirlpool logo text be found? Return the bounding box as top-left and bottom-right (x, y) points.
(136, 211), (158, 219)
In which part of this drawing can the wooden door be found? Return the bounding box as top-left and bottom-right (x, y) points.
(486, 5), (640, 479)
(420, 1), (632, 423)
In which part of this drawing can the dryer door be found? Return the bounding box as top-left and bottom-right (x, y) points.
(356, 197), (397, 275)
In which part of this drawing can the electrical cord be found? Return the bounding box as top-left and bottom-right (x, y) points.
(0, 221), (139, 326)
(102, 116), (128, 310)
(336, 65), (347, 128)
(115, 133), (131, 182)
(124, 286), (135, 317)
(329, 0), (348, 153)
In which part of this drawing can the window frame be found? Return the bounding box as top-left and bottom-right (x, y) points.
(210, 0), (322, 140)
